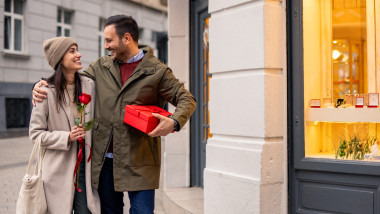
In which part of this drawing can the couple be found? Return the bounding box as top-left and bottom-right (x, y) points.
(30, 15), (196, 214)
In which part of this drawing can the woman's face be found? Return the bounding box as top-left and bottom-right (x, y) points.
(61, 45), (82, 72)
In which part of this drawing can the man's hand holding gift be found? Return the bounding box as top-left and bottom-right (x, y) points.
(148, 113), (175, 137)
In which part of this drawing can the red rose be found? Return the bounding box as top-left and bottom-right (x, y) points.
(79, 93), (91, 105)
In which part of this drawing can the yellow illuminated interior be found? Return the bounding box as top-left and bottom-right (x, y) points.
(303, 0), (380, 160)
(203, 17), (212, 140)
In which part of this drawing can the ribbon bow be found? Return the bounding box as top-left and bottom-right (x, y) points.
(73, 137), (92, 192)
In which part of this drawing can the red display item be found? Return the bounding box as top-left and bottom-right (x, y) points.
(310, 99), (321, 108)
(355, 97), (364, 108)
(124, 105), (173, 133)
(368, 93), (379, 108)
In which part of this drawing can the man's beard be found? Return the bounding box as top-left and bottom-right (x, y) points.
(111, 41), (127, 61)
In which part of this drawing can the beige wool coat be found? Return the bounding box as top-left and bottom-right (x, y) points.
(29, 75), (100, 214)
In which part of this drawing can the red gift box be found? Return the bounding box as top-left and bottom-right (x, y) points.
(124, 105), (172, 133)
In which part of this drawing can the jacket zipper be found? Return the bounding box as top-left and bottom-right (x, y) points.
(101, 125), (114, 163)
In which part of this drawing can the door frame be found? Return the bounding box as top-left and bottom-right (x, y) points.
(190, 0), (209, 187)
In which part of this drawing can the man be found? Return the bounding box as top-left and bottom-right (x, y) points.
(33, 15), (196, 213)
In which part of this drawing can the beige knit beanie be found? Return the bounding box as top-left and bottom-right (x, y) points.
(43, 37), (77, 69)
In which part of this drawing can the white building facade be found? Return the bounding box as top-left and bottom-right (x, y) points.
(164, 0), (287, 213)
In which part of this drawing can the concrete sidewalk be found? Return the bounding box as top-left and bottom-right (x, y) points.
(0, 136), (164, 213)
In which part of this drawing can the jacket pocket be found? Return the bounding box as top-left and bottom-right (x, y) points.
(128, 134), (161, 167)
(92, 121), (112, 165)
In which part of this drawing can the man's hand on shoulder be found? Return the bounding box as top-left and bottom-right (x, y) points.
(148, 113), (175, 137)
(32, 80), (48, 107)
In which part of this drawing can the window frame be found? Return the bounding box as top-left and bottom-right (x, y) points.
(57, 8), (72, 37)
(3, 0), (25, 53)
(98, 17), (108, 57)
(289, 0), (380, 176)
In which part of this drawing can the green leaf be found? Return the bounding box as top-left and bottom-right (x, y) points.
(77, 104), (82, 111)
(74, 118), (81, 126)
(84, 119), (95, 131)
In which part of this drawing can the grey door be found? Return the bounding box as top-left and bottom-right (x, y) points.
(190, 0), (210, 187)
(288, 0), (380, 213)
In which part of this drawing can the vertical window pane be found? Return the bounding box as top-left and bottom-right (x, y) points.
(14, 0), (23, 14)
(303, 0), (377, 161)
(4, 16), (11, 50)
(202, 17), (211, 139)
(99, 18), (103, 31)
(14, 19), (22, 51)
(332, 1), (367, 99)
(57, 8), (62, 23)
(64, 29), (70, 37)
(64, 11), (71, 24)
(57, 26), (62, 36)
(5, 0), (11, 12)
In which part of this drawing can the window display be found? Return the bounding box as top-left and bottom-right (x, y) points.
(304, 0), (380, 161)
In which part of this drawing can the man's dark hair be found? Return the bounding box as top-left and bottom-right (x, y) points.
(105, 15), (139, 43)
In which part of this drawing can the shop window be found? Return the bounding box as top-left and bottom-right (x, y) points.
(4, 0), (24, 52)
(6, 98), (30, 128)
(304, 0), (380, 161)
(57, 8), (72, 37)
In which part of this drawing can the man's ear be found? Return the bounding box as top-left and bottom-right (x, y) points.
(124, 33), (132, 45)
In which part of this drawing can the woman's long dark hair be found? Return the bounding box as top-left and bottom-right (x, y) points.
(47, 63), (82, 111)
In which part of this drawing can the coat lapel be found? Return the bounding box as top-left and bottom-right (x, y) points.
(48, 85), (75, 130)
(103, 60), (122, 88)
(81, 77), (93, 124)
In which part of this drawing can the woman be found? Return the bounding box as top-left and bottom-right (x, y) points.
(29, 37), (100, 214)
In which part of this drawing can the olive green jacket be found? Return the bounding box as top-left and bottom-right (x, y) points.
(82, 47), (196, 191)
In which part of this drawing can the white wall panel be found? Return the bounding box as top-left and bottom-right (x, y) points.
(204, 168), (260, 214)
(209, 0), (256, 13)
(209, 2), (265, 73)
(164, 0), (190, 189)
(260, 140), (284, 185)
(165, 130), (190, 155)
(264, 1), (283, 69)
(264, 72), (284, 137)
(168, 37), (189, 84)
(164, 154), (190, 188)
(207, 137), (263, 179)
(205, 0), (286, 213)
(168, 0), (189, 37)
(209, 70), (266, 137)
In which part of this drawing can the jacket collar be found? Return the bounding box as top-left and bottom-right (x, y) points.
(100, 46), (160, 93)
(119, 47), (158, 94)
